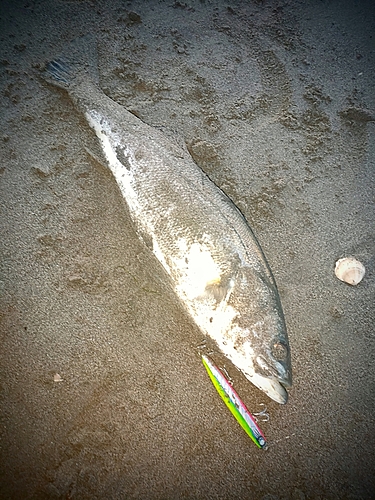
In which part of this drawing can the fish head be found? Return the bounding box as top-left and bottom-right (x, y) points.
(215, 270), (292, 404)
(177, 241), (292, 403)
(220, 321), (292, 404)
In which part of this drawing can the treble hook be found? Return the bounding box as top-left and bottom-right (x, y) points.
(196, 339), (207, 350)
(252, 403), (270, 422)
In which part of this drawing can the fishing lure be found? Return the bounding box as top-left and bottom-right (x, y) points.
(202, 354), (268, 449)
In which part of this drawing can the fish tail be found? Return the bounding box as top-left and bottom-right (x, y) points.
(44, 58), (73, 87)
(42, 34), (99, 90)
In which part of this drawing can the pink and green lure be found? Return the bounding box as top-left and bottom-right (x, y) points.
(202, 354), (267, 449)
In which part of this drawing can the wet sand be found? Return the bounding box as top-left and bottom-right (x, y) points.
(1, 1), (374, 498)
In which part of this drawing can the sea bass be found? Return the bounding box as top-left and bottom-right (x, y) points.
(42, 36), (292, 404)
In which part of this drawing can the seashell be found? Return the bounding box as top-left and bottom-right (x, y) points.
(334, 257), (365, 286)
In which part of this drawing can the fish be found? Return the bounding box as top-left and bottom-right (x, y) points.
(42, 35), (292, 404)
(202, 355), (267, 448)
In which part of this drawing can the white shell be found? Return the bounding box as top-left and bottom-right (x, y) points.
(335, 257), (365, 286)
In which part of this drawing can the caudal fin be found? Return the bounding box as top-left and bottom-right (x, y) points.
(44, 58), (72, 87)
(42, 34), (99, 90)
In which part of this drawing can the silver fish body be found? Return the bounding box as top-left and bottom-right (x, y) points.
(43, 37), (292, 403)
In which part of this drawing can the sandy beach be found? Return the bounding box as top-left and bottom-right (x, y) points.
(1, 0), (374, 498)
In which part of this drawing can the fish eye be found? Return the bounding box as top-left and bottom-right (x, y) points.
(271, 341), (288, 361)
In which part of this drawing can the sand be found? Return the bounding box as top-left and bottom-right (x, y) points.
(1, 0), (374, 498)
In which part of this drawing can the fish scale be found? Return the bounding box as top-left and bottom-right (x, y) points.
(42, 35), (292, 404)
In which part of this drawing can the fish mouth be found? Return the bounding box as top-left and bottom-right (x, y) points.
(246, 353), (292, 404)
(263, 377), (290, 405)
(246, 371), (291, 404)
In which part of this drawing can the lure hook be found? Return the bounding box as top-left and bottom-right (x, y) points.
(252, 404), (270, 423)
